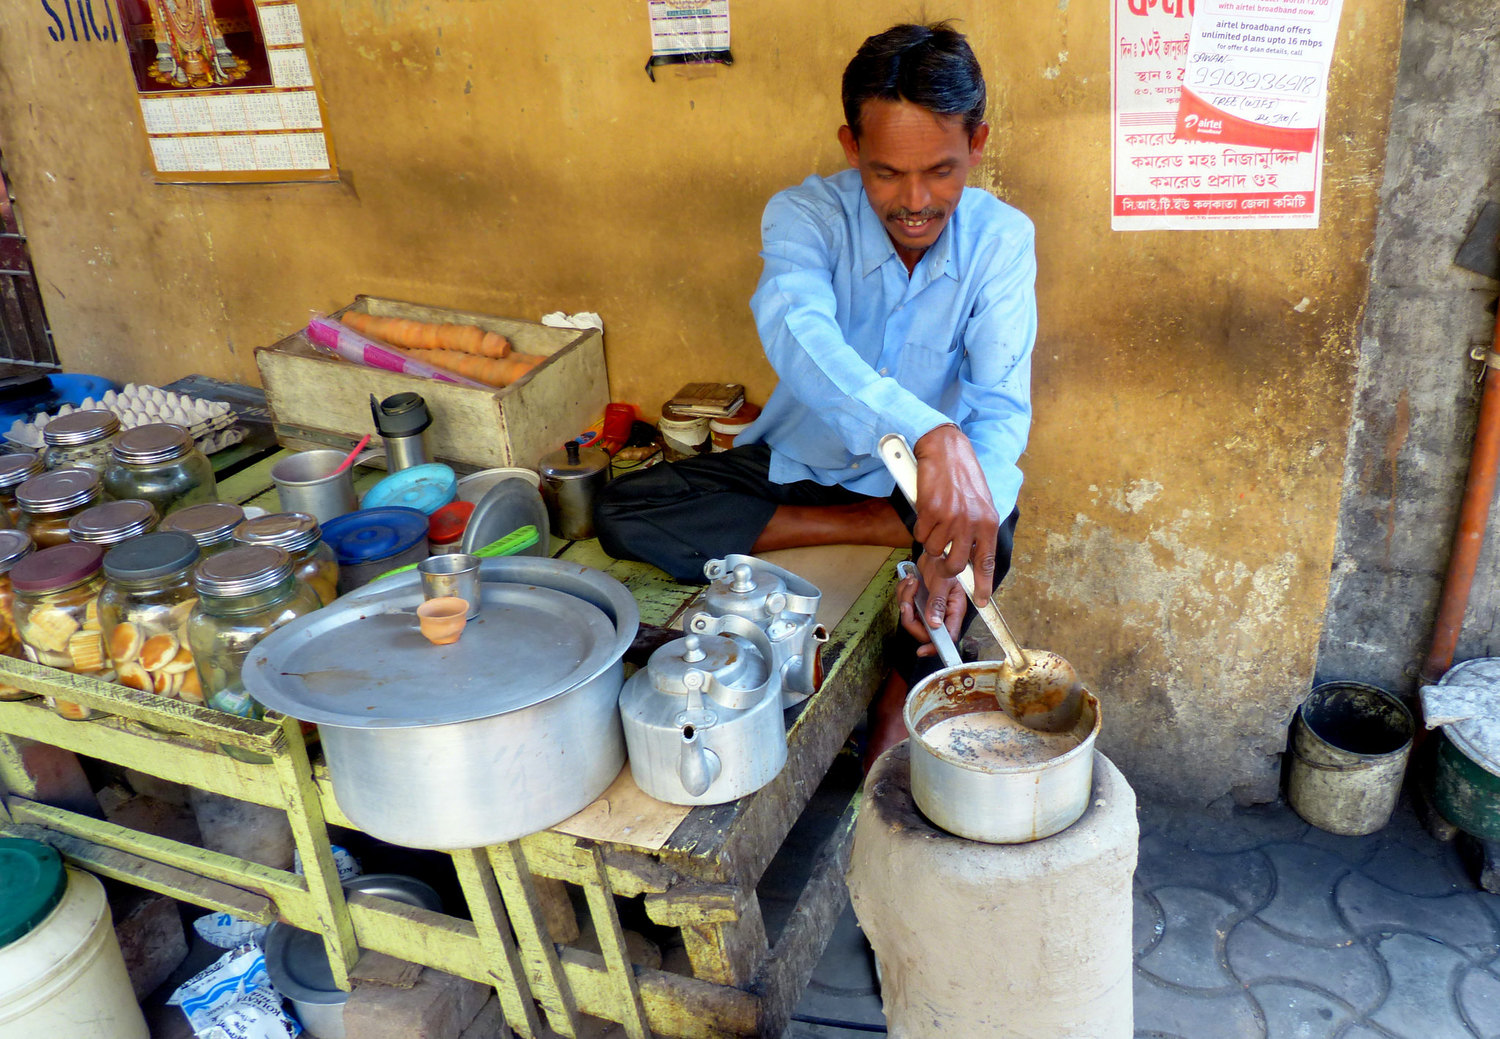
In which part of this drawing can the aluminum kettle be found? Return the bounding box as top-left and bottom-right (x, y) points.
(702, 555), (827, 707)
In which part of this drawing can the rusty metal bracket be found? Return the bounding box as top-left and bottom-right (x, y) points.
(1470, 345), (1500, 370)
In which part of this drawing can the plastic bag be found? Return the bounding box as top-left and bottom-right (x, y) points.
(168, 943), (302, 1038)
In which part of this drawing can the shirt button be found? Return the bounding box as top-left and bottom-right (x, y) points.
(879, 367), (889, 375)
(852, 462), (860, 469)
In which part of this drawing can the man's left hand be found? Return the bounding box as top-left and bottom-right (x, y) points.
(897, 560), (965, 657)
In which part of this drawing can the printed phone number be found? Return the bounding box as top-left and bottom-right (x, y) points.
(1189, 67), (1319, 95)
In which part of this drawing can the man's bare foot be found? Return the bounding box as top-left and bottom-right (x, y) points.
(864, 669), (910, 774)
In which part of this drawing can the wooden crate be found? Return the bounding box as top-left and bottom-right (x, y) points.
(255, 295), (608, 470)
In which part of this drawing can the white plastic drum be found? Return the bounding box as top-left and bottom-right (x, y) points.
(0, 839), (148, 1039)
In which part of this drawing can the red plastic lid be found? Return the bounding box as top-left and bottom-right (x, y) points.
(11, 542), (105, 593)
(428, 501), (476, 544)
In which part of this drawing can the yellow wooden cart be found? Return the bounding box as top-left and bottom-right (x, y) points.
(0, 451), (898, 1038)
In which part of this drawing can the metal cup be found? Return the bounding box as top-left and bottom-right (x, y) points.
(271, 449), (370, 524)
(419, 553), (482, 619)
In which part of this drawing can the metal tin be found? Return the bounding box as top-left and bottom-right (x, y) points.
(17, 468), (102, 514)
(538, 441), (609, 541)
(160, 502), (246, 551)
(1288, 681), (1412, 836)
(233, 512), (320, 554)
(194, 545), (293, 598)
(109, 423), (192, 464)
(68, 500), (159, 546)
(42, 410), (120, 447)
(0, 454), (43, 491)
(243, 557), (639, 850)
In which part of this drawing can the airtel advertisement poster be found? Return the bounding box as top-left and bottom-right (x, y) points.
(1111, 0), (1345, 231)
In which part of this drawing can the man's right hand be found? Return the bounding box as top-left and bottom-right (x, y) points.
(911, 424), (1000, 604)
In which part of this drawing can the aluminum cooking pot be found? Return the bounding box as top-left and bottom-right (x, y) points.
(244, 557), (639, 850)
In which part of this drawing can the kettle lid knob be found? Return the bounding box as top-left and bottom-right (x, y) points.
(730, 563), (756, 593)
(681, 634), (706, 663)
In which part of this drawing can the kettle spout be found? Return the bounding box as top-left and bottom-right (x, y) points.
(679, 726), (722, 797)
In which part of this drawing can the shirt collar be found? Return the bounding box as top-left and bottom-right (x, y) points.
(854, 183), (964, 284)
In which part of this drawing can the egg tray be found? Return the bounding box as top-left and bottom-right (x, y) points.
(3, 383), (246, 456)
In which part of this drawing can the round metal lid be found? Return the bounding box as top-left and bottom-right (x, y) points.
(16, 468), (101, 513)
(42, 409), (120, 447)
(68, 499), (159, 544)
(0, 453), (43, 491)
(11, 542), (105, 593)
(111, 423), (191, 465)
(160, 502), (246, 547)
(194, 544), (293, 598)
(243, 582), (616, 728)
(539, 441), (609, 481)
(0, 530), (34, 573)
(648, 633), (765, 696)
(103, 531), (200, 583)
(233, 512), (320, 553)
(1428, 657), (1500, 776)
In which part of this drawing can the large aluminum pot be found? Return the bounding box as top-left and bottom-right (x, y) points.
(904, 659), (1101, 844)
(245, 557), (638, 850)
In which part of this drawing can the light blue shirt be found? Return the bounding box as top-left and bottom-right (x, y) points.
(737, 167), (1036, 518)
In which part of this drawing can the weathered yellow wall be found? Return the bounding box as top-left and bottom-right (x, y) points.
(0, 0), (1403, 802)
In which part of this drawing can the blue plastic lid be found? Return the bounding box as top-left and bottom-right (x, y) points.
(360, 464), (458, 516)
(321, 507), (429, 565)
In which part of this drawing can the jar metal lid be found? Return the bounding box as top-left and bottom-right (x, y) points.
(232, 512), (320, 554)
(11, 541), (105, 592)
(0, 453), (43, 492)
(194, 544), (293, 598)
(111, 423), (192, 465)
(41, 410), (120, 447)
(16, 468), (102, 514)
(0, 530), (35, 573)
(68, 499), (159, 545)
(160, 502), (246, 548)
(103, 531), (200, 583)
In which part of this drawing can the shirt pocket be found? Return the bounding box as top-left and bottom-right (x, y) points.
(896, 340), (963, 406)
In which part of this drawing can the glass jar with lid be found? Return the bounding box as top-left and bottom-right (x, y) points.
(98, 531), (202, 706)
(0, 530), (35, 701)
(68, 499), (159, 549)
(11, 542), (108, 720)
(159, 502), (244, 558)
(101, 423), (217, 518)
(0, 453), (44, 528)
(187, 545), (321, 761)
(16, 468), (103, 549)
(41, 410), (121, 472)
(232, 512), (339, 606)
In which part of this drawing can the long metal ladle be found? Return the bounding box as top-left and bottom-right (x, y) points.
(879, 433), (1088, 733)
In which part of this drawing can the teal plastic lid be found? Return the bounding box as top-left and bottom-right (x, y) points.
(0, 838), (66, 947)
(360, 463), (457, 516)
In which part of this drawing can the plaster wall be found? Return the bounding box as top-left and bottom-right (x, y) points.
(0, 0), (1404, 802)
(1317, 0), (1500, 695)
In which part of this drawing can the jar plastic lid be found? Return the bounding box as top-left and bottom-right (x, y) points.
(68, 499), (159, 545)
(194, 544), (293, 598)
(0, 453), (43, 491)
(103, 531), (200, 583)
(16, 468), (101, 513)
(111, 423), (192, 465)
(321, 507), (429, 565)
(11, 541), (105, 592)
(160, 502), (245, 547)
(42, 409), (120, 447)
(0, 530), (34, 573)
(0, 838), (66, 948)
(428, 501), (475, 544)
(709, 402), (762, 433)
(233, 512), (320, 554)
(373, 391), (432, 437)
(360, 464), (457, 516)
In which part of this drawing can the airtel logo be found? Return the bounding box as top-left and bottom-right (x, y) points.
(1185, 114), (1223, 134)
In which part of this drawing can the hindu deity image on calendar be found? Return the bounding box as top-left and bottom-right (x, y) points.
(116, 0), (273, 92)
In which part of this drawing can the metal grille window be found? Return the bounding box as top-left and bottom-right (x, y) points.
(0, 151), (58, 368)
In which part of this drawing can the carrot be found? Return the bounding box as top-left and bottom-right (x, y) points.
(341, 312), (511, 358)
(418, 348), (548, 388)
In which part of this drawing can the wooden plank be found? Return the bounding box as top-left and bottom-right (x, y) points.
(751, 796), (860, 1039)
(489, 841), (581, 1036)
(0, 733), (34, 799)
(642, 882), (747, 926)
(450, 848), (545, 1038)
(577, 843), (652, 1039)
(558, 948), (761, 1039)
(676, 896), (768, 988)
(3, 822), (274, 921)
(533, 875), (581, 944)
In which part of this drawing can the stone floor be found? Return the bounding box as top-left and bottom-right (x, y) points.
(790, 791), (1500, 1039)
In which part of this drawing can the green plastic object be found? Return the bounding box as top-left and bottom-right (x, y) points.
(374, 525), (540, 582)
(0, 838), (66, 947)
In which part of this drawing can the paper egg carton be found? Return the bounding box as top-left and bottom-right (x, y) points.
(4, 383), (246, 456)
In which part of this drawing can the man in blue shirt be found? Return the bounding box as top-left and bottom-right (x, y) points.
(596, 23), (1035, 753)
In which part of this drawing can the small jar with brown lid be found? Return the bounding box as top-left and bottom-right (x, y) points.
(41, 410), (121, 472)
(11, 542), (108, 719)
(232, 512), (339, 606)
(159, 502), (245, 558)
(101, 423), (217, 518)
(0, 529), (36, 700)
(16, 468), (104, 549)
(0, 453), (44, 528)
(68, 499), (159, 549)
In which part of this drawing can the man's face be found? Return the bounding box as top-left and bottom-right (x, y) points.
(838, 99), (990, 270)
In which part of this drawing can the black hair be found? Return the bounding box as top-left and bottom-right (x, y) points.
(841, 22), (987, 140)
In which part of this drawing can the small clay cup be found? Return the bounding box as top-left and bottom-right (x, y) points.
(417, 596), (469, 645)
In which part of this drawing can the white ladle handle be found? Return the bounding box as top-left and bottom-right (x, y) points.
(877, 433), (1030, 671)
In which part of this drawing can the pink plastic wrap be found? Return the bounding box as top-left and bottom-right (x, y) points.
(305, 315), (492, 390)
